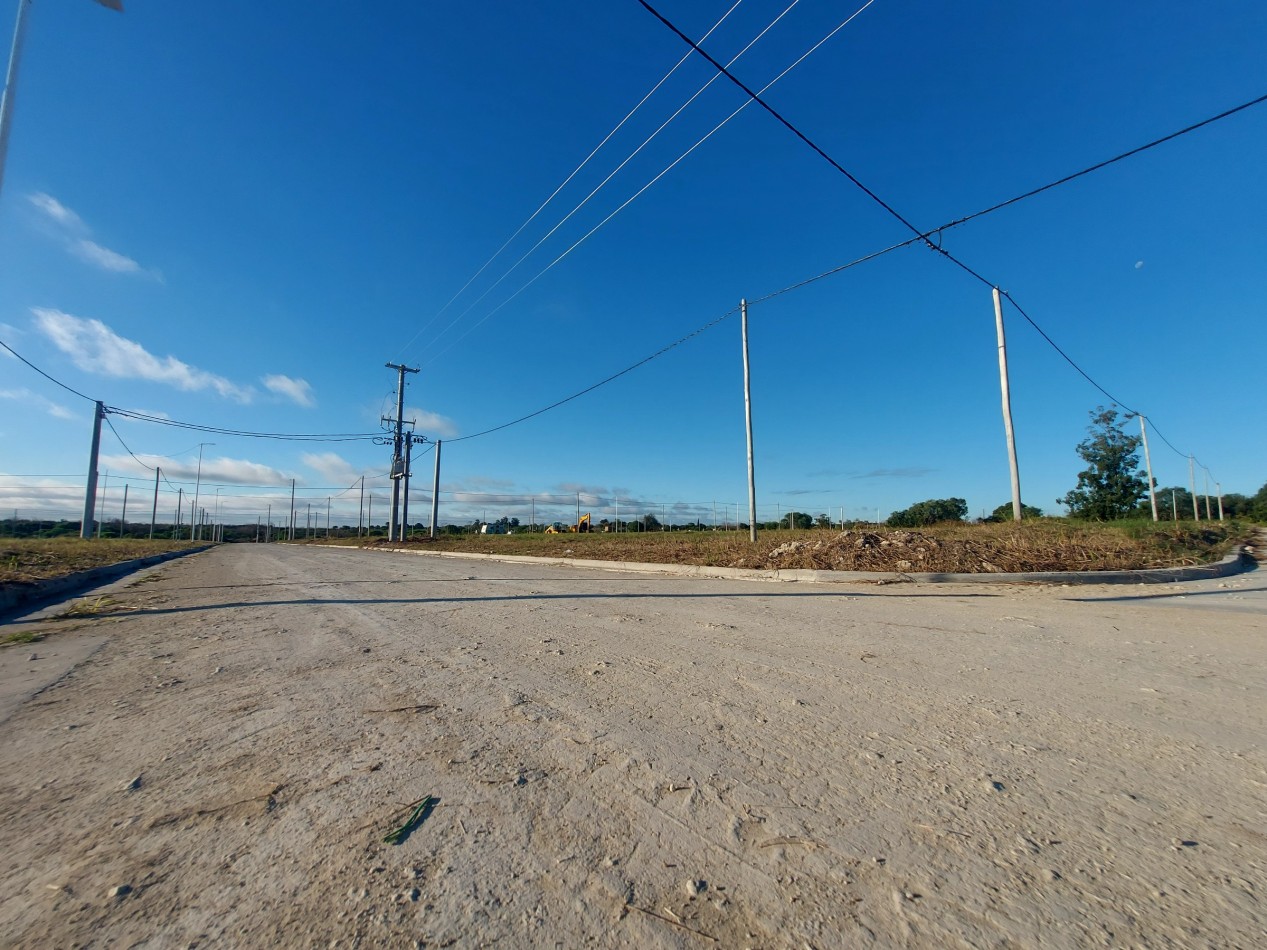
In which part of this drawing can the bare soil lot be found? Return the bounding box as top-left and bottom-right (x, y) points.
(352, 520), (1250, 574)
(1, 544), (1263, 947)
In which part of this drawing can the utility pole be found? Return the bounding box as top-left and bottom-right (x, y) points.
(1188, 456), (1199, 520)
(326, 497), (331, 538)
(1202, 470), (1212, 520)
(1216, 483), (1224, 521)
(1138, 415), (1158, 522)
(289, 478), (296, 540)
(741, 299), (758, 542)
(119, 483), (128, 538)
(1171, 490), (1177, 522)
(429, 440), (441, 539)
(358, 475), (364, 538)
(97, 472), (107, 538)
(383, 362), (419, 542)
(149, 467), (160, 539)
(992, 288), (1023, 521)
(80, 401), (103, 539)
(266, 503), (271, 543)
(402, 432), (424, 541)
(176, 488), (183, 539)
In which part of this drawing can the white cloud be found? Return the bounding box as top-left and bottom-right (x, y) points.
(100, 453), (290, 485)
(28, 192), (84, 231)
(263, 374), (315, 407)
(0, 387), (75, 420)
(301, 452), (362, 486)
(32, 308), (254, 403)
(73, 239), (141, 274)
(27, 191), (151, 277)
(404, 405), (457, 437)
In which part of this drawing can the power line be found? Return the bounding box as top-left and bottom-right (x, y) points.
(102, 414), (156, 473)
(638, 0), (1253, 482)
(424, 0), (880, 368)
(0, 338), (96, 403)
(106, 407), (382, 442)
(395, 1), (749, 363)
(448, 305), (739, 443)
(420, 0), (812, 363)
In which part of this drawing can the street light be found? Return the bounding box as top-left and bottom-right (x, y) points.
(192, 442), (213, 541)
(214, 488), (222, 543)
(0, 1), (124, 203)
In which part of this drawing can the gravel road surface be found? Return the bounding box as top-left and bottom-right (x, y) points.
(1, 544), (1263, 947)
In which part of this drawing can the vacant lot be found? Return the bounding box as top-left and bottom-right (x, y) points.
(1, 544), (1263, 946)
(0, 539), (202, 586)
(350, 520), (1250, 574)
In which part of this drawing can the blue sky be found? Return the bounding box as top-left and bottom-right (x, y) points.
(1, 0), (1264, 529)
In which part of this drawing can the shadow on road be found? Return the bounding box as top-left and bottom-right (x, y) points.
(7, 587), (1000, 622)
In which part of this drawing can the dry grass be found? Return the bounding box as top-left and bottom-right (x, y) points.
(0, 538), (203, 586)
(336, 520), (1251, 574)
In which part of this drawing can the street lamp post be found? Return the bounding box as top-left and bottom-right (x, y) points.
(0, 1), (124, 203)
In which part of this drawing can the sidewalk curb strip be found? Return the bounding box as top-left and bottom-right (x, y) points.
(353, 544), (1250, 586)
(0, 546), (213, 620)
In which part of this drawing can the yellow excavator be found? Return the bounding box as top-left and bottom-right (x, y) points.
(546, 513), (591, 534)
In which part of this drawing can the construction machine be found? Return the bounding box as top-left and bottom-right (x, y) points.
(546, 513), (591, 533)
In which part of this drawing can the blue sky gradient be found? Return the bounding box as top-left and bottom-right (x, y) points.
(2, 1), (1264, 528)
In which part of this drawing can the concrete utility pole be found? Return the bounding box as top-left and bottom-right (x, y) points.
(119, 483), (128, 538)
(383, 362), (419, 542)
(992, 288), (1023, 521)
(357, 475), (364, 538)
(429, 440), (441, 539)
(289, 479), (296, 540)
(741, 299), (758, 542)
(1188, 456), (1199, 520)
(1216, 483), (1224, 521)
(1138, 416), (1158, 522)
(80, 400), (103, 538)
(149, 466), (160, 539)
(1202, 470), (1212, 521)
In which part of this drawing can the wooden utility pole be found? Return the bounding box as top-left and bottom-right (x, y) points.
(1138, 416), (1158, 521)
(992, 288), (1023, 520)
(741, 299), (757, 542)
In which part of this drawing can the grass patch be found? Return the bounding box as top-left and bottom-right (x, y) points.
(1, 629), (44, 645)
(323, 519), (1253, 574)
(0, 538), (204, 586)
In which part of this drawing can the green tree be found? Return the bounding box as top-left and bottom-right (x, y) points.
(989, 501), (1043, 521)
(1060, 406), (1150, 520)
(782, 511), (814, 529)
(886, 498), (968, 528)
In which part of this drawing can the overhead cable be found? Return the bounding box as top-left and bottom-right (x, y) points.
(395, 1), (748, 362)
(0, 338), (96, 403)
(422, 0), (813, 362)
(425, 0), (880, 367)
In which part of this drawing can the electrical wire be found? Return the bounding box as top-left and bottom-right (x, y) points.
(421, 0), (810, 361)
(105, 407), (382, 442)
(448, 304), (739, 443)
(638, 0), (1252, 483)
(395, 1), (748, 363)
(102, 414), (156, 473)
(0, 338), (96, 403)
(424, 0), (880, 368)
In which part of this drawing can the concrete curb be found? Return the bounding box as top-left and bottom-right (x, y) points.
(0, 546), (213, 620)
(353, 544), (1252, 586)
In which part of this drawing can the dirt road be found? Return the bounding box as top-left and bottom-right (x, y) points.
(1, 544), (1263, 947)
